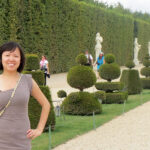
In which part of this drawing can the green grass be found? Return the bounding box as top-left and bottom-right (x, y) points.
(31, 90), (150, 150)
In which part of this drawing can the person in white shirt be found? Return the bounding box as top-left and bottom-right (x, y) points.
(85, 50), (93, 66)
(40, 56), (50, 85)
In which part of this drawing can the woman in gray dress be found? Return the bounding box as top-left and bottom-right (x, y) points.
(0, 42), (50, 150)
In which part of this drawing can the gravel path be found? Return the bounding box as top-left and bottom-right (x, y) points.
(53, 101), (150, 150)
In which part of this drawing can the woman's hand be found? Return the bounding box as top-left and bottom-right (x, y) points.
(27, 128), (43, 140)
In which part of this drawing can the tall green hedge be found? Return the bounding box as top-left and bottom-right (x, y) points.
(0, 0), (150, 73)
(137, 20), (150, 61)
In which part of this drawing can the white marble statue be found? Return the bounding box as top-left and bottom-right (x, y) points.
(95, 32), (103, 60)
(148, 42), (150, 56)
(133, 38), (141, 66)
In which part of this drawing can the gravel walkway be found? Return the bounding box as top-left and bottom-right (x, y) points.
(53, 101), (150, 150)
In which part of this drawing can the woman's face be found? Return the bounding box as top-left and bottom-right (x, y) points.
(42, 56), (45, 60)
(2, 47), (21, 72)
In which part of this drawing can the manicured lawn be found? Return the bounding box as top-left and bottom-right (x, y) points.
(31, 90), (150, 150)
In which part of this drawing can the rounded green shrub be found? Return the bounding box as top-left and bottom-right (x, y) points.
(61, 92), (102, 115)
(105, 92), (128, 104)
(67, 65), (96, 91)
(99, 63), (120, 81)
(120, 70), (142, 94)
(141, 67), (150, 77)
(57, 90), (67, 98)
(143, 59), (150, 67)
(125, 60), (135, 69)
(25, 54), (40, 71)
(141, 78), (150, 89)
(95, 82), (124, 92)
(29, 86), (55, 131)
(23, 70), (44, 86)
(76, 53), (87, 65)
(105, 53), (115, 64)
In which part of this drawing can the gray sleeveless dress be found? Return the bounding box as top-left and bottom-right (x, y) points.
(0, 74), (32, 150)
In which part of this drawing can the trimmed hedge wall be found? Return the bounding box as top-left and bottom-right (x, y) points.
(0, 0), (150, 73)
(137, 20), (150, 61)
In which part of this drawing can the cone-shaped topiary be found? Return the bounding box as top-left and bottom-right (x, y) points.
(141, 54), (150, 89)
(96, 53), (126, 104)
(76, 53), (87, 65)
(120, 69), (142, 94)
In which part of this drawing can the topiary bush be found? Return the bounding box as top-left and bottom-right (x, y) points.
(25, 54), (55, 131)
(143, 59), (150, 67)
(67, 65), (96, 91)
(61, 92), (102, 115)
(120, 69), (142, 94)
(104, 53), (115, 64)
(141, 67), (150, 77)
(75, 53), (87, 65)
(141, 78), (150, 89)
(95, 82), (124, 92)
(29, 86), (55, 131)
(99, 63), (120, 82)
(125, 60), (135, 69)
(93, 91), (106, 103)
(25, 54), (40, 71)
(23, 70), (44, 86)
(140, 54), (150, 89)
(105, 92), (128, 104)
(63, 54), (99, 115)
(57, 90), (67, 98)
(96, 53), (126, 104)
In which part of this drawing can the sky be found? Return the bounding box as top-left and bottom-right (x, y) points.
(96, 0), (150, 14)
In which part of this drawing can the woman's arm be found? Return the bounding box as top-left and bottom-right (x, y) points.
(27, 79), (50, 139)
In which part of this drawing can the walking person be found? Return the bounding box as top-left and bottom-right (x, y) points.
(85, 50), (93, 66)
(0, 41), (50, 150)
(93, 52), (105, 78)
(40, 55), (50, 85)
